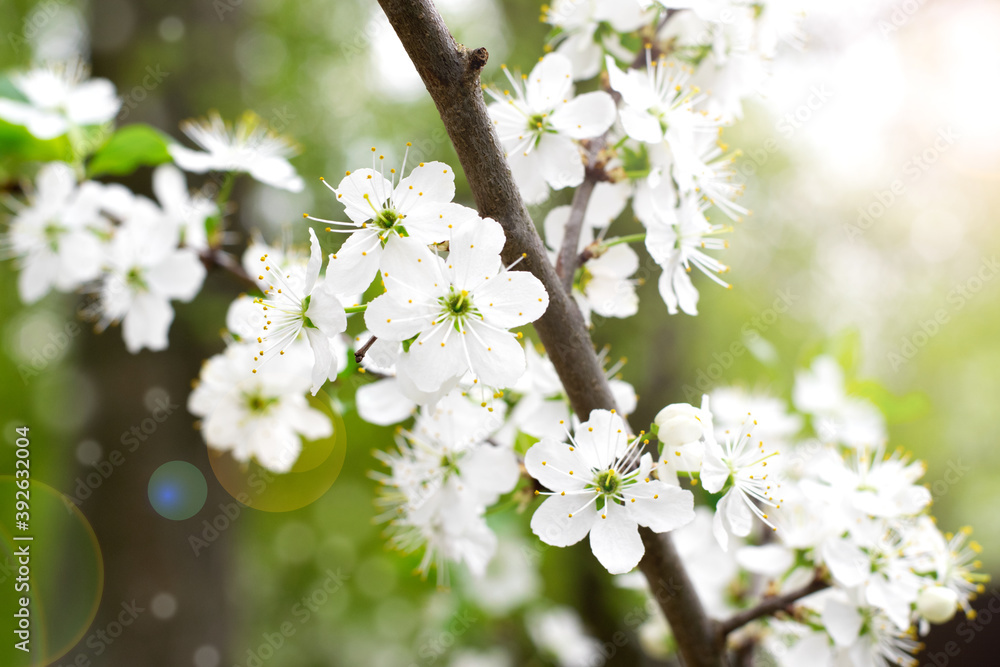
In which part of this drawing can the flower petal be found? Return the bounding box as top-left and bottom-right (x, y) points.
(462, 321), (526, 388)
(145, 249), (207, 302)
(364, 292), (433, 342)
(66, 79), (120, 125)
(393, 160), (456, 210)
(822, 596), (863, 648)
(379, 236), (446, 303)
(334, 168), (394, 224)
(396, 324), (467, 393)
(303, 227), (324, 295)
(524, 437), (588, 491)
(122, 293), (173, 353)
(325, 229), (383, 296)
(525, 53), (574, 111)
(459, 445), (520, 505)
(620, 107), (664, 144)
(508, 151), (552, 205)
(538, 135), (584, 191)
(624, 481), (695, 534)
(356, 378), (416, 426)
(447, 216), (505, 291)
(589, 501), (644, 574)
(530, 493), (596, 548)
(306, 278), (346, 336)
(305, 327), (333, 395)
(474, 270), (549, 329)
(550, 90), (616, 139)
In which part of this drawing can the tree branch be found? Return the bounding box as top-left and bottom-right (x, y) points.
(375, 0), (617, 420)
(638, 529), (726, 667)
(354, 335), (377, 364)
(718, 575), (829, 637)
(376, 2), (727, 666)
(555, 175), (595, 292)
(555, 138), (605, 293)
(200, 249), (258, 289)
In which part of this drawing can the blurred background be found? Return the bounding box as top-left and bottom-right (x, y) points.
(0, 0), (998, 665)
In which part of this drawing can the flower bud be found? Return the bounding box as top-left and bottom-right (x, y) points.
(654, 403), (705, 448)
(917, 586), (959, 624)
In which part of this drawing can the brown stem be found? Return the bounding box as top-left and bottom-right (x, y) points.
(555, 175), (595, 293)
(638, 529), (727, 667)
(555, 137), (605, 292)
(201, 249), (258, 289)
(718, 575), (829, 637)
(374, 0), (616, 418)
(374, 2), (725, 666)
(354, 335), (377, 364)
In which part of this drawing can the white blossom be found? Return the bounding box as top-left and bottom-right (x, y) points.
(152, 163), (217, 250)
(645, 191), (730, 315)
(544, 0), (652, 80)
(96, 192), (206, 353)
(0, 63), (119, 139)
(373, 391), (516, 582)
(526, 607), (602, 667)
(487, 53), (616, 204)
(543, 205), (639, 324)
(525, 409), (695, 574)
(188, 340), (332, 472)
(700, 414), (780, 550)
(4, 162), (105, 303)
(365, 217), (548, 394)
(250, 227), (347, 394)
(169, 111), (304, 192)
(793, 355), (887, 448)
(308, 150), (466, 295)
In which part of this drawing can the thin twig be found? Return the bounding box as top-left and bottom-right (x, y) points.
(719, 575), (829, 637)
(201, 249), (258, 289)
(555, 138), (605, 292)
(555, 176), (595, 292)
(354, 335), (377, 364)
(657, 8), (680, 32)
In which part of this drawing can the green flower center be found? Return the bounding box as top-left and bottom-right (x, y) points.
(373, 208), (408, 246)
(374, 208), (401, 230)
(527, 113), (554, 147)
(594, 469), (622, 496)
(43, 222), (64, 250)
(126, 267), (147, 290)
(437, 287), (480, 330)
(245, 392), (278, 414)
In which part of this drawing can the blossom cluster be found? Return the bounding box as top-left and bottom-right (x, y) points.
(486, 0), (806, 318)
(6, 159), (209, 353)
(0, 65), (307, 353)
(598, 355), (987, 667)
(0, 4), (988, 667)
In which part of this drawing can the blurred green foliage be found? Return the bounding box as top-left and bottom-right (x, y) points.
(1, 0), (999, 665)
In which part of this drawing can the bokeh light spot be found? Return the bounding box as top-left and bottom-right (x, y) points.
(148, 461), (208, 520)
(151, 592), (178, 620)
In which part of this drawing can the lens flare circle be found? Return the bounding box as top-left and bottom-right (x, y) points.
(148, 461), (208, 520)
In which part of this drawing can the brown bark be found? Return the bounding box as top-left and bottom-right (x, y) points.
(374, 1), (726, 665)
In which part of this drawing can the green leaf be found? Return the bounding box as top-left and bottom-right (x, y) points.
(849, 379), (931, 425)
(830, 328), (862, 376)
(0, 120), (71, 184)
(0, 75), (29, 102)
(86, 124), (172, 177)
(513, 431), (540, 458)
(400, 333), (420, 353)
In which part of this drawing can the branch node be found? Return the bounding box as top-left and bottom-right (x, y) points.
(467, 46), (489, 73)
